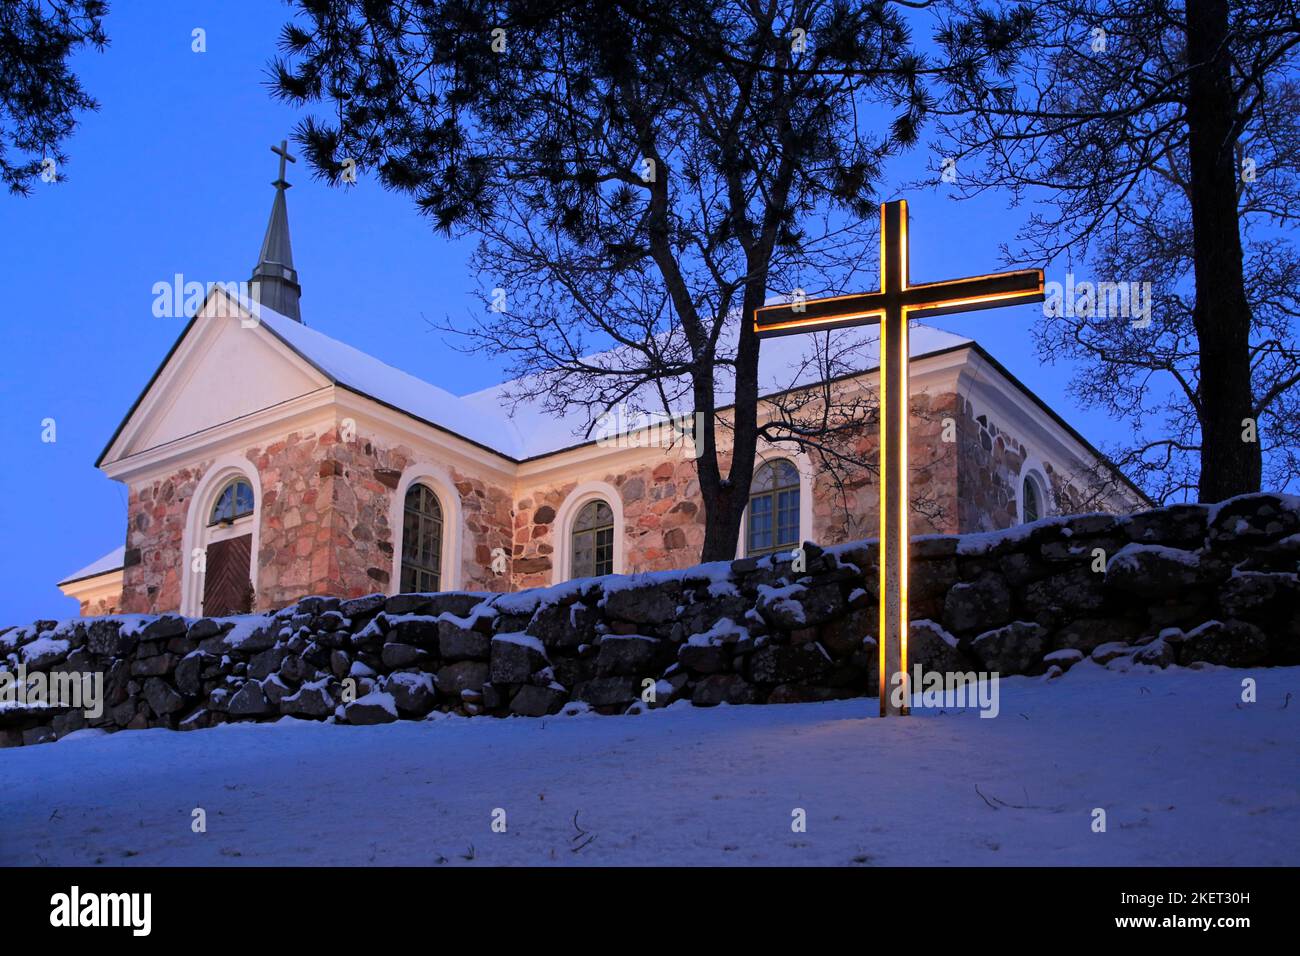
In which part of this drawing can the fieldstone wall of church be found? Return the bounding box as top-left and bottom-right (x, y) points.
(119, 463), (208, 614)
(955, 397), (1141, 533)
(956, 396), (1024, 532)
(316, 429), (515, 597)
(250, 427), (349, 607)
(8, 493), (1298, 747)
(112, 393), (1133, 618)
(510, 481), (572, 589)
(116, 425), (520, 617)
(451, 470), (515, 593)
(811, 390), (962, 544)
(118, 429), (350, 615)
(512, 391), (963, 590)
(512, 455), (708, 590)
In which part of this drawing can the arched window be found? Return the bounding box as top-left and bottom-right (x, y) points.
(571, 500), (614, 579)
(748, 459), (800, 556)
(209, 478), (254, 525)
(401, 483), (443, 592)
(1021, 471), (1050, 524)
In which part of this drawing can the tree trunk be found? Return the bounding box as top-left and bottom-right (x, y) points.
(699, 285), (766, 562)
(1184, 0), (1262, 501)
(698, 481), (747, 562)
(694, 383), (736, 562)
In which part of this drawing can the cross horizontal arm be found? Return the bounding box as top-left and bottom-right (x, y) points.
(903, 269), (1044, 320)
(753, 293), (885, 338)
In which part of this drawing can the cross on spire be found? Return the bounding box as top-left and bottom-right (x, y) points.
(251, 138), (302, 322)
(271, 139), (296, 188)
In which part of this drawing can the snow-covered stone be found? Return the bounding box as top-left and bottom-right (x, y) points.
(343, 691), (398, 725)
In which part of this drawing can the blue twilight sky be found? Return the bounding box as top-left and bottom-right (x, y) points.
(0, 1), (1126, 623)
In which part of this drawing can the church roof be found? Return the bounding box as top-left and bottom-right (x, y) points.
(458, 323), (975, 460)
(248, 303), (1147, 505)
(255, 304), (532, 456)
(250, 302), (974, 461)
(58, 545), (126, 585)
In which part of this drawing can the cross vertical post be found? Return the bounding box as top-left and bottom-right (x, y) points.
(878, 200), (909, 715)
(752, 199), (1044, 716)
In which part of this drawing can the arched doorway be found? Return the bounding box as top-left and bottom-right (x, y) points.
(199, 475), (257, 616)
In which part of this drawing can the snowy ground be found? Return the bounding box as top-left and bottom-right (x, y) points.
(3, 663), (1297, 866)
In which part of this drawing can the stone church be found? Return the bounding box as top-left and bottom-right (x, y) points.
(57, 167), (1149, 617)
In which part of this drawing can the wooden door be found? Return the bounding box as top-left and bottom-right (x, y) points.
(203, 534), (253, 616)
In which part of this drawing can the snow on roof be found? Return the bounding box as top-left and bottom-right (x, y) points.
(234, 293), (971, 461)
(460, 323), (972, 459)
(255, 306), (530, 458)
(59, 545), (125, 585)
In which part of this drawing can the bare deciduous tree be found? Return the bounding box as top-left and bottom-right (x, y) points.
(931, 0), (1300, 502)
(274, 0), (932, 559)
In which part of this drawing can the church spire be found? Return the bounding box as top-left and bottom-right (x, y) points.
(250, 140), (302, 323)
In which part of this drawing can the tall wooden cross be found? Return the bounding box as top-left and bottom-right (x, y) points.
(271, 139), (296, 187)
(754, 199), (1044, 716)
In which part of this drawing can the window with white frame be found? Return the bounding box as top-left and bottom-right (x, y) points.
(1020, 469), (1049, 524)
(570, 499), (615, 578)
(747, 459), (800, 555)
(400, 482), (443, 592)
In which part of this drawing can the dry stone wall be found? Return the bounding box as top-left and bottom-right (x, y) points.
(5, 493), (1297, 747)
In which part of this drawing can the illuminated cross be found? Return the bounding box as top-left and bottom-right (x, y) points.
(271, 139), (296, 187)
(754, 200), (1044, 717)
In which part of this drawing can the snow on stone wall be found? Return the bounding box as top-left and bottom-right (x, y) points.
(4, 492), (1298, 747)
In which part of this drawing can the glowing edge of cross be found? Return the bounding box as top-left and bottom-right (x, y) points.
(882, 201), (907, 711)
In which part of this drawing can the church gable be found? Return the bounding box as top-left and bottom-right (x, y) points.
(99, 290), (329, 466)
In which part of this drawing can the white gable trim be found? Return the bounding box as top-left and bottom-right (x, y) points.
(100, 290), (331, 472)
(103, 391), (337, 484)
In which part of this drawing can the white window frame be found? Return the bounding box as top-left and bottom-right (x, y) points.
(180, 455), (262, 617)
(736, 452), (814, 558)
(552, 480), (625, 583)
(1017, 457), (1052, 524)
(389, 464), (463, 594)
